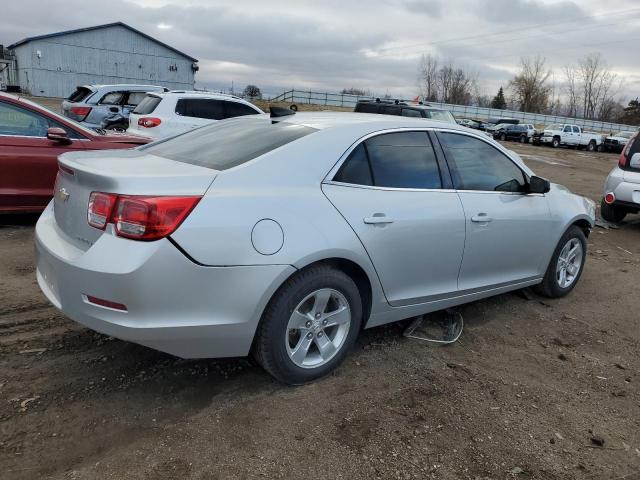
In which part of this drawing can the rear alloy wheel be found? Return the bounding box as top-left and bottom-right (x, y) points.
(500, 133), (507, 141)
(520, 134), (527, 143)
(600, 199), (627, 223)
(253, 265), (362, 384)
(587, 141), (596, 152)
(552, 137), (560, 148)
(534, 226), (586, 298)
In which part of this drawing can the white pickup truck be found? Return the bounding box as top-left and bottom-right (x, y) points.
(537, 124), (605, 151)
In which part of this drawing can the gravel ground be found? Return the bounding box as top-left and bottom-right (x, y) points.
(1, 142), (639, 479)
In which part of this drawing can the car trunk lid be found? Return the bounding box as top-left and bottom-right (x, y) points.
(54, 149), (217, 251)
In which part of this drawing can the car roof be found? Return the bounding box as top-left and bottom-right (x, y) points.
(153, 91), (244, 100)
(356, 100), (449, 112)
(278, 111), (467, 131)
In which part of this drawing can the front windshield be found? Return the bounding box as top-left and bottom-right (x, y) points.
(427, 110), (456, 123)
(17, 96), (98, 136)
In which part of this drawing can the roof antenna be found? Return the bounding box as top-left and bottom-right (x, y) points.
(269, 105), (296, 123)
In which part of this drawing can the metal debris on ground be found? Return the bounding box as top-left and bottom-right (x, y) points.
(403, 309), (463, 345)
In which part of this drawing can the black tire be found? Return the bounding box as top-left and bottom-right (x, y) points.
(105, 123), (127, 132)
(520, 134), (527, 143)
(587, 141), (596, 152)
(252, 264), (362, 385)
(500, 133), (506, 141)
(552, 137), (561, 148)
(600, 199), (627, 223)
(534, 226), (587, 298)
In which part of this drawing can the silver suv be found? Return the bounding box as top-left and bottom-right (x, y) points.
(62, 84), (167, 130)
(601, 131), (640, 222)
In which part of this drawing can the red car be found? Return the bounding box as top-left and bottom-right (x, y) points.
(0, 92), (149, 213)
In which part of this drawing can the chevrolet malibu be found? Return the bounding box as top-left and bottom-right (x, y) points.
(35, 112), (596, 384)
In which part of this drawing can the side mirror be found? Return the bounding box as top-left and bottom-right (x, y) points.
(47, 127), (71, 143)
(630, 152), (640, 168)
(529, 175), (550, 194)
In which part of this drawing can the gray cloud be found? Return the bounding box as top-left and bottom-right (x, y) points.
(1, 0), (639, 101)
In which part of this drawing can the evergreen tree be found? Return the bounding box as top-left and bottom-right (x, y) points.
(491, 87), (507, 109)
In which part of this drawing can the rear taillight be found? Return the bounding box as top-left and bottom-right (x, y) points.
(620, 132), (639, 168)
(58, 164), (75, 176)
(69, 106), (92, 121)
(85, 295), (127, 312)
(138, 117), (162, 128)
(604, 192), (615, 204)
(87, 192), (117, 230)
(87, 193), (201, 241)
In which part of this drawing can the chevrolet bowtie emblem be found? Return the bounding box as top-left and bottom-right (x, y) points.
(58, 188), (70, 202)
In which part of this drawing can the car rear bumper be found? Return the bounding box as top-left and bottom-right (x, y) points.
(35, 202), (295, 358)
(603, 167), (640, 208)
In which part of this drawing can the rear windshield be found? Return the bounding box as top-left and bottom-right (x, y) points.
(67, 87), (93, 102)
(142, 118), (317, 170)
(133, 95), (162, 115)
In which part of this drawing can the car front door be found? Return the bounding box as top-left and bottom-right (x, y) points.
(0, 100), (89, 211)
(435, 131), (552, 291)
(563, 125), (575, 145)
(322, 131), (466, 306)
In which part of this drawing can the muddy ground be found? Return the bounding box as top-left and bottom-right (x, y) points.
(1, 142), (639, 479)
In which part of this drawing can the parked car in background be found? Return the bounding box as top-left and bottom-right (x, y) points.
(354, 99), (456, 123)
(485, 122), (514, 136)
(0, 92), (149, 213)
(493, 124), (530, 143)
(127, 91), (264, 139)
(603, 131), (635, 153)
(535, 124), (605, 151)
(456, 118), (482, 129)
(36, 111), (595, 384)
(601, 131), (640, 222)
(62, 84), (167, 131)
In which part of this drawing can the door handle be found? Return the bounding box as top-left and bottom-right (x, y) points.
(363, 215), (394, 225)
(471, 214), (492, 223)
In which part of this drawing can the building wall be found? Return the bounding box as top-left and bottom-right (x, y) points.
(12, 24), (195, 97)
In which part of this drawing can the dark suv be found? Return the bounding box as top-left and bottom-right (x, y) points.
(493, 124), (530, 143)
(354, 99), (456, 123)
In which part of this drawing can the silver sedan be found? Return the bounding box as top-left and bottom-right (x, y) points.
(35, 112), (596, 384)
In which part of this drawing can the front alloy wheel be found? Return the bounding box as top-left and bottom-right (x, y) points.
(534, 225), (587, 298)
(556, 238), (583, 289)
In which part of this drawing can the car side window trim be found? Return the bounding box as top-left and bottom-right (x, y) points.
(433, 130), (532, 194)
(324, 128), (452, 192)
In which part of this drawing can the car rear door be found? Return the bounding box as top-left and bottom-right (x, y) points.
(322, 130), (466, 306)
(435, 130), (552, 291)
(0, 99), (90, 211)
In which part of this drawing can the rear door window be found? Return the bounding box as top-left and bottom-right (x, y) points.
(401, 108), (422, 118)
(381, 105), (401, 116)
(142, 118), (316, 170)
(176, 99), (225, 120)
(99, 92), (125, 105)
(334, 131), (442, 189)
(572, 126), (580, 133)
(355, 103), (379, 113)
(224, 101), (259, 118)
(133, 95), (162, 114)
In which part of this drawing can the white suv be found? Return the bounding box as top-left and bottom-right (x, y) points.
(127, 91), (264, 139)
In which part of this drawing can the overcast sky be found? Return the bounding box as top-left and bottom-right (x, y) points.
(2, 0), (639, 101)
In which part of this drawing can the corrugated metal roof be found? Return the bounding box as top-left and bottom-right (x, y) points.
(8, 22), (198, 62)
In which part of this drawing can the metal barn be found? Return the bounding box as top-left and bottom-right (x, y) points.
(4, 22), (198, 97)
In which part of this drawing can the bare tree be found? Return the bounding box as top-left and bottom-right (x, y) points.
(563, 65), (579, 117)
(564, 53), (623, 120)
(508, 56), (552, 113)
(418, 55), (476, 105)
(418, 54), (439, 102)
(242, 84), (261, 98)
